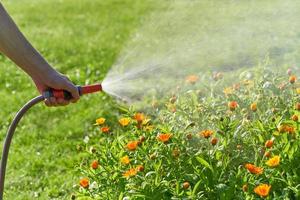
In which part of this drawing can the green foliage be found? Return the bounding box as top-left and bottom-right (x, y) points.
(76, 67), (300, 199)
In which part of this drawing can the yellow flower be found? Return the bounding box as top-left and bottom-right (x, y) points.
(296, 88), (300, 94)
(254, 184), (271, 198)
(243, 79), (254, 86)
(250, 102), (257, 112)
(120, 156), (130, 165)
(143, 125), (154, 132)
(266, 155), (280, 167)
(95, 117), (105, 125)
(142, 118), (151, 125)
(119, 118), (131, 127)
(223, 87), (234, 95)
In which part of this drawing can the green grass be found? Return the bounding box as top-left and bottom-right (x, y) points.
(0, 0), (156, 199)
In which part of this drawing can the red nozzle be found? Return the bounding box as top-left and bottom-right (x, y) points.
(43, 83), (102, 100)
(79, 83), (102, 95)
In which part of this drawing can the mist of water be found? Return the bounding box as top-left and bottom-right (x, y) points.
(102, 0), (300, 103)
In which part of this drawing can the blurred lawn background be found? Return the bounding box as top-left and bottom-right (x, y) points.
(0, 0), (156, 199)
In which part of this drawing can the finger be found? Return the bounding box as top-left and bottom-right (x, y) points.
(64, 75), (71, 82)
(50, 97), (58, 106)
(70, 98), (77, 103)
(44, 99), (52, 107)
(57, 98), (69, 106)
(63, 82), (80, 102)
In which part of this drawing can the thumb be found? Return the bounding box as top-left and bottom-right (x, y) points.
(61, 80), (80, 102)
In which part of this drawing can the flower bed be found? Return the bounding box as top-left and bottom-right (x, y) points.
(74, 67), (299, 199)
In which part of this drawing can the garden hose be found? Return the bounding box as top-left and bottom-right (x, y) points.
(0, 83), (102, 199)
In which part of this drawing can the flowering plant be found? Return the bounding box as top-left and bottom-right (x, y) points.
(75, 67), (299, 199)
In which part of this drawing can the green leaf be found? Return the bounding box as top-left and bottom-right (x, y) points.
(192, 179), (202, 196)
(196, 156), (214, 173)
(118, 192), (124, 200)
(283, 142), (290, 154)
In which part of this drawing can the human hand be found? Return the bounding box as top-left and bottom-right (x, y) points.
(32, 71), (80, 107)
(0, 3), (79, 106)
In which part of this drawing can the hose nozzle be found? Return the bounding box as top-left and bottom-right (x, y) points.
(43, 83), (102, 100)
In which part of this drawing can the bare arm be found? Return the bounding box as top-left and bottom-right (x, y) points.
(0, 3), (79, 106)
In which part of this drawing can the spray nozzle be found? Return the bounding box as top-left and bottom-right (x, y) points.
(43, 83), (102, 100)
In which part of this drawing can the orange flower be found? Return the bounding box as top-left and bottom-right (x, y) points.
(291, 114), (298, 122)
(79, 178), (89, 188)
(242, 184), (248, 192)
(126, 141), (139, 151)
(136, 165), (144, 172)
(264, 151), (271, 158)
(244, 163), (263, 175)
(95, 117), (105, 125)
(289, 75), (297, 84)
(287, 126), (295, 134)
(211, 137), (218, 146)
(295, 103), (300, 111)
(250, 102), (257, 112)
(266, 155), (280, 167)
(123, 168), (137, 178)
(120, 156), (130, 165)
(186, 75), (199, 84)
(265, 140), (273, 148)
(133, 113), (145, 123)
(157, 133), (172, 143)
(101, 126), (110, 133)
(254, 184), (271, 198)
(91, 160), (99, 169)
(182, 181), (190, 189)
(119, 118), (131, 127)
(228, 101), (238, 111)
(200, 130), (213, 139)
(278, 124), (295, 134)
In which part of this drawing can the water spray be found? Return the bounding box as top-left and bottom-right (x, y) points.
(0, 83), (102, 199)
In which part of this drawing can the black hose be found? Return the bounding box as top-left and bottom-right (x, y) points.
(0, 95), (44, 199)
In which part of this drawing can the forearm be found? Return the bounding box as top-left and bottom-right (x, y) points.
(0, 3), (56, 80)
